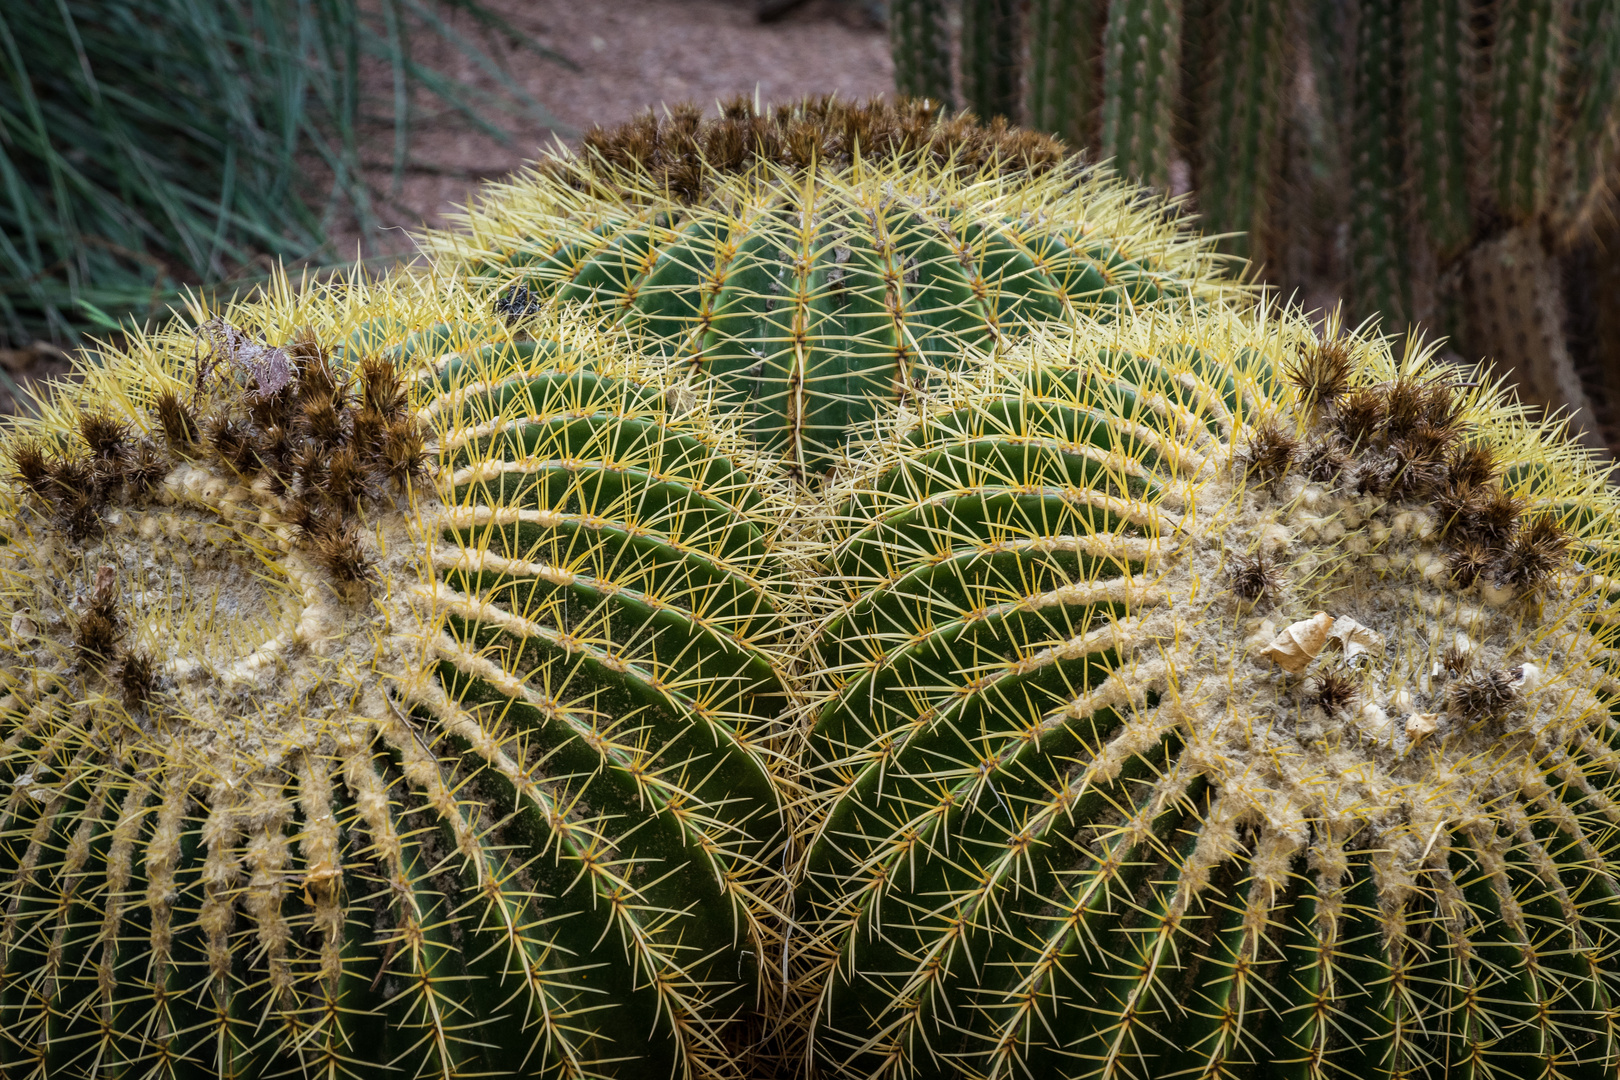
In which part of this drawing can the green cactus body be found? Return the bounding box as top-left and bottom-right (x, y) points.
(430, 107), (1231, 475)
(1402, 0), (1473, 261)
(1100, 0), (1184, 187)
(1194, 0), (1293, 263)
(961, 0), (1023, 123)
(798, 310), (1620, 1078)
(1350, 0), (1412, 329)
(1028, 0), (1102, 147)
(0, 282), (793, 1079)
(1557, 0), (1620, 237)
(1490, 0), (1565, 221)
(887, 0), (955, 108)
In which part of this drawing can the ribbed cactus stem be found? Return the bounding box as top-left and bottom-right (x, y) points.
(429, 100), (1235, 475)
(1193, 0), (1292, 263)
(1556, 0), (1620, 238)
(1402, 0), (1473, 260)
(1099, 0), (1183, 187)
(1490, 0), (1565, 220)
(888, 0), (954, 108)
(800, 309), (1620, 1078)
(1350, 0), (1411, 329)
(0, 284), (797, 1079)
(1028, 0), (1101, 145)
(961, 0), (1023, 123)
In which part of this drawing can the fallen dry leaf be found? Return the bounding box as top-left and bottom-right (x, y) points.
(1406, 712), (1440, 743)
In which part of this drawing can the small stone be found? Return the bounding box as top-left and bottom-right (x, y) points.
(1406, 712), (1440, 744)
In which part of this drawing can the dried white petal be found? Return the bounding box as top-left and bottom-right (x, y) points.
(1511, 663), (1542, 693)
(1357, 702), (1393, 740)
(1328, 616), (1384, 664)
(1259, 612), (1334, 673)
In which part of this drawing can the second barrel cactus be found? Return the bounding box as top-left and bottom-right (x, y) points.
(426, 97), (1235, 475)
(0, 279), (796, 1079)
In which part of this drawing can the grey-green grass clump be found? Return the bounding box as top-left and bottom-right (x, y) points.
(795, 307), (1620, 1079)
(425, 96), (1237, 476)
(0, 277), (798, 1080)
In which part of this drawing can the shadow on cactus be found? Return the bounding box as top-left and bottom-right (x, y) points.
(426, 97), (1238, 477)
(795, 309), (1620, 1078)
(0, 276), (799, 1079)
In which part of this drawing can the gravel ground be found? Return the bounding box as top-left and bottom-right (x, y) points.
(334, 0), (894, 258)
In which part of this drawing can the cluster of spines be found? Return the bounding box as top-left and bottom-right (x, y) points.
(12, 411), (167, 539)
(68, 569), (155, 708)
(1226, 548), (1279, 601)
(566, 95), (1066, 203)
(1272, 335), (1572, 595)
(169, 328), (426, 583)
(12, 324), (427, 591)
(9, 416), (168, 703)
(1258, 335), (1581, 730)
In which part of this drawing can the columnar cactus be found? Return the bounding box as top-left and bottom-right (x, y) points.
(888, 0), (954, 108)
(0, 277), (796, 1079)
(425, 98), (1235, 475)
(889, 4), (1620, 450)
(797, 308), (1620, 1078)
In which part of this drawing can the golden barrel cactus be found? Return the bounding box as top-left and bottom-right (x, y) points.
(795, 307), (1620, 1079)
(0, 277), (797, 1079)
(426, 97), (1236, 475)
(2, 103), (1620, 1080)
